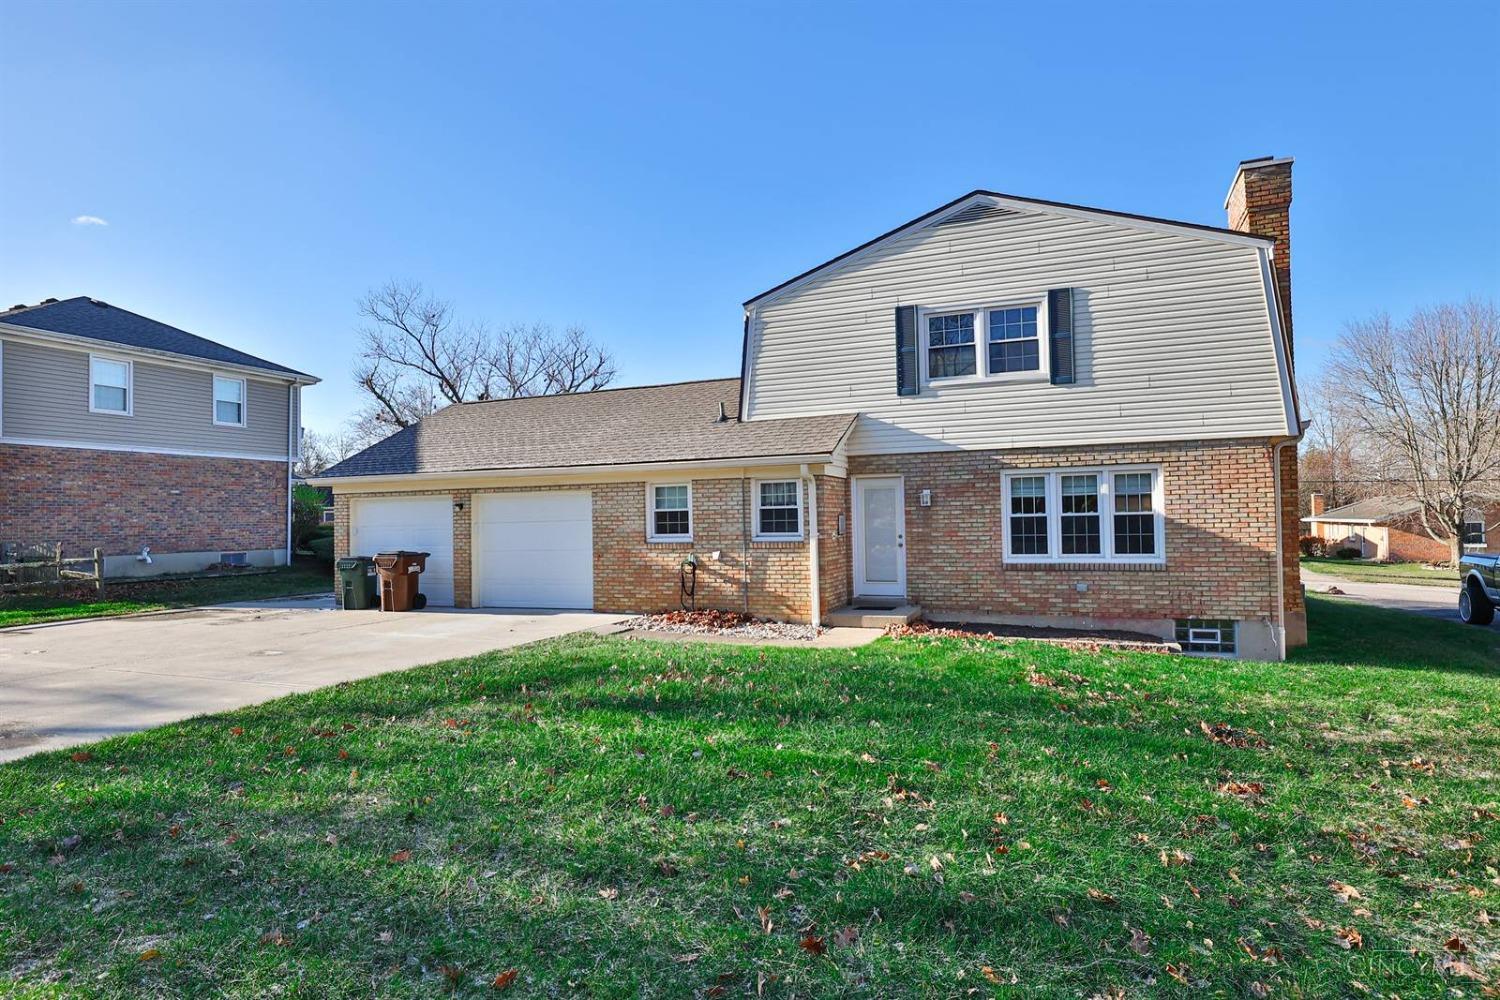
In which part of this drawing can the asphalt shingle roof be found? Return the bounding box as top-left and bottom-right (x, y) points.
(0, 297), (314, 379)
(1305, 496), (1421, 523)
(318, 378), (857, 478)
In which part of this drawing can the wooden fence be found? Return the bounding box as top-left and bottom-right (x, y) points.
(0, 543), (105, 597)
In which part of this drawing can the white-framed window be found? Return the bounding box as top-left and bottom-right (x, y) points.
(1463, 520), (1486, 548)
(921, 299), (1047, 386)
(753, 479), (803, 540)
(1002, 466), (1164, 564)
(647, 483), (693, 541)
(213, 374), (247, 427)
(89, 355), (132, 415)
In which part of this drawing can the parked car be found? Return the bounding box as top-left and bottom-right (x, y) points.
(1458, 553), (1498, 625)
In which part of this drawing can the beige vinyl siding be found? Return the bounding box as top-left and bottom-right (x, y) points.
(1, 338), (292, 458)
(745, 207), (1289, 454)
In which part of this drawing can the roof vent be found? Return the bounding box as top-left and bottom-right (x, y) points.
(89, 299), (109, 308)
(9, 304), (25, 311)
(39, 297), (58, 304)
(716, 401), (728, 423)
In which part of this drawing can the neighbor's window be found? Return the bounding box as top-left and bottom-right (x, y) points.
(987, 306), (1040, 374)
(1463, 520), (1486, 547)
(1175, 619), (1237, 655)
(213, 375), (246, 426)
(1003, 467), (1163, 564)
(926, 312), (976, 379)
(648, 484), (692, 541)
(89, 356), (131, 414)
(755, 480), (802, 539)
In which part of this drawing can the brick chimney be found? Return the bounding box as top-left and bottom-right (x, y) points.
(1225, 156), (1293, 353)
(1309, 491), (1325, 517)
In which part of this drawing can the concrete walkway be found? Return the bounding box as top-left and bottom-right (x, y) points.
(0, 597), (626, 762)
(1301, 567), (1466, 623)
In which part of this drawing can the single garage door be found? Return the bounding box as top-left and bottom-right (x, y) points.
(473, 492), (593, 609)
(349, 496), (455, 606)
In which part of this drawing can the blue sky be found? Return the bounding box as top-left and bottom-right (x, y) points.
(2, 1), (1496, 436)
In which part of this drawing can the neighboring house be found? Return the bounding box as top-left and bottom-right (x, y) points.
(0, 297), (318, 576)
(313, 157), (1303, 659)
(1304, 492), (1496, 562)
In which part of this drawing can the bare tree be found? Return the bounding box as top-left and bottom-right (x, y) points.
(1297, 377), (1380, 514)
(1325, 299), (1500, 564)
(353, 281), (617, 432)
(295, 428), (367, 477)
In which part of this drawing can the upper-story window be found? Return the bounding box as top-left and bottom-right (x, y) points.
(1003, 466), (1163, 564)
(754, 479), (803, 540)
(923, 301), (1045, 385)
(89, 355), (132, 415)
(213, 375), (246, 427)
(647, 483), (692, 541)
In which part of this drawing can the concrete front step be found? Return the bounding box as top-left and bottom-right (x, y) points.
(825, 603), (922, 628)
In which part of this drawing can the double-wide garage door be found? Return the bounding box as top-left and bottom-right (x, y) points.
(472, 492), (593, 609)
(348, 491), (593, 610)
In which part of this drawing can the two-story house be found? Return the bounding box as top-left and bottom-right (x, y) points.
(0, 297), (318, 576)
(313, 157), (1302, 659)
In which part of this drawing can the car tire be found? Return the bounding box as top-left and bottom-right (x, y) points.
(1459, 579), (1495, 626)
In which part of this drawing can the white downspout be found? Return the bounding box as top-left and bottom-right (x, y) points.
(802, 463), (820, 631)
(1271, 440), (1290, 661)
(286, 384), (295, 566)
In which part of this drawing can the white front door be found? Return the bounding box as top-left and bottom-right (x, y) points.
(472, 492), (594, 609)
(853, 476), (906, 598)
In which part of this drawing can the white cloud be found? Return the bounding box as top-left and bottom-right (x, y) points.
(71, 215), (109, 227)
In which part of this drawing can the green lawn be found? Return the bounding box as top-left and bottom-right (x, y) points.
(1, 595), (1495, 997)
(0, 562), (332, 629)
(1303, 555), (1460, 588)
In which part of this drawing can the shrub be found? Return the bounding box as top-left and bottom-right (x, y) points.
(1334, 547), (1362, 560)
(1299, 535), (1328, 557)
(308, 536), (334, 563)
(292, 484), (327, 550)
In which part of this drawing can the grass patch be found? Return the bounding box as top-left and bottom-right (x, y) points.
(0, 594), (1495, 996)
(0, 561), (332, 629)
(1303, 556), (1459, 588)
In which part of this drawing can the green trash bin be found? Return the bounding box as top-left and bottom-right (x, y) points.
(336, 556), (377, 610)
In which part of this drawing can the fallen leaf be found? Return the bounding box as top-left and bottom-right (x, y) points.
(230, 726), (244, 736)
(757, 905), (773, 934)
(1333, 926), (1363, 950)
(1165, 963), (1189, 984)
(138, 948), (161, 962)
(1087, 888), (1119, 907)
(598, 887), (619, 901)
(70, 751), (92, 763)
(1249, 982), (1271, 998)
(389, 849), (411, 863)
(1329, 881), (1362, 903)
(799, 934), (826, 956)
(1444, 935), (1468, 954)
(491, 968), (519, 990)
(1128, 928), (1153, 955)
(981, 966), (1003, 983)
(833, 925), (859, 948)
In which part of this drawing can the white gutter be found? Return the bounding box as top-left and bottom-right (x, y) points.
(1272, 440), (1292, 661)
(308, 452), (839, 488)
(802, 463), (821, 630)
(0, 322), (320, 386)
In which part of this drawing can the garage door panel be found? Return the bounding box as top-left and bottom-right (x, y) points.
(350, 497), (455, 606)
(473, 493), (593, 609)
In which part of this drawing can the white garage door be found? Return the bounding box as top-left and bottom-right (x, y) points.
(473, 492), (593, 609)
(349, 496), (455, 606)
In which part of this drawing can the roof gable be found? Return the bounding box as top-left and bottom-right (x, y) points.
(0, 297), (315, 381)
(743, 190), (1274, 309)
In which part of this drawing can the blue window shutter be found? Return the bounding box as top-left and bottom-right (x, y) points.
(1048, 288), (1075, 385)
(895, 305), (918, 396)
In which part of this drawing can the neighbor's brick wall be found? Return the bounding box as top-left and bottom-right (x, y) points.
(1385, 514), (1454, 564)
(848, 439), (1283, 623)
(334, 474), (849, 623)
(0, 443), (286, 558)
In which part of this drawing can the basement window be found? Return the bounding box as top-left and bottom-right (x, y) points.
(1175, 619), (1237, 655)
(219, 552), (249, 567)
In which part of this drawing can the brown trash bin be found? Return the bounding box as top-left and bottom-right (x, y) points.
(373, 551), (430, 611)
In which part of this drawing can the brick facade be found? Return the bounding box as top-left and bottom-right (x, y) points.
(848, 440), (1283, 625)
(0, 443), (286, 560)
(334, 473), (848, 624)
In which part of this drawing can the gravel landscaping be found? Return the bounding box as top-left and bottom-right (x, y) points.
(622, 608), (820, 641)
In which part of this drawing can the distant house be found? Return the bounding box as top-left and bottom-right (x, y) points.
(1303, 492), (1495, 562)
(0, 297), (319, 576)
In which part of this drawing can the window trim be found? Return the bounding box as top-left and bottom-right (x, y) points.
(917, 297), (1050, 389)
(1001, 465), (1165, 565)
(88, 353), (133, 416)
(212, 373), (248, 428)
(646, 482), (694, 542)
(752, 478), (804, 541)
(1463, 519), (1487, 549)
(1175, 618), (1238, 656)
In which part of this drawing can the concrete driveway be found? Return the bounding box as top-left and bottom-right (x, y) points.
(0, 597), (626, 762)
(1302, 567), (1470, 623)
